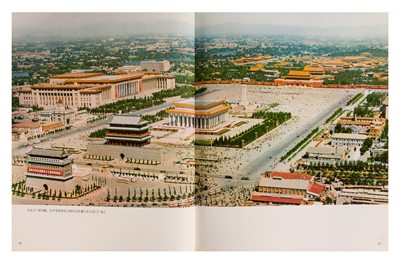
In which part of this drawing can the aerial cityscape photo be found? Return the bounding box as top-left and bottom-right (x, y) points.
(12, 13), (388, 208)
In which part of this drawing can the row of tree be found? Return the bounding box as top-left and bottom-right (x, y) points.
(142, 110), (168, 123)
(346, 93), (363, 105)
(88, 128), (107, 138)
(90, 86), (194, 114)
(209, 111), (291, 148)
(106, 186), (194, 203)
(325, 108), (343, 124)
(280, 127), (320, 162)
(299, 160), (387, 173)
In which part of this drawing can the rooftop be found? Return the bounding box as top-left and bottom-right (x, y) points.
(80, 85), (112, 94)
(17, 88), (32, 93)
(269, 172), (313, 181)
(27, 147), (69, 158)
(332, 133), (368, 140)
(251, 195), (302, 205)
(64, 73), (144, 84)
(13, 122), (41, 129)
(306, 146), (346, 156)
(304, 65), (325, 73)
(259, 178), (310, 190)
(109, 114), (145, 126)
(31, 84), (91, 90)
(141, 60), (169, 63)
(49, 73), (103, 79)
(284, 70), (312, 79)
(307, 183), (326, 196)
(173, 99), (226, 109)
(142, 75), (175, 81)
(166, 105), (231, 117)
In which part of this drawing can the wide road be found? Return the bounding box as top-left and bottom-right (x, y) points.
(239, 92), (356, 178)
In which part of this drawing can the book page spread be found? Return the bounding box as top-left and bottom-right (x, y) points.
(11, 12), (388, 251)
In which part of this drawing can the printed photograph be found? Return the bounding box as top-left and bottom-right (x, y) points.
(12, 13), (196, 208)
(194, 13), (388, 206)
(11, 12), (388, 208)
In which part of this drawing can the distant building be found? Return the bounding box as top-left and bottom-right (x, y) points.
(105, 115), (153, 147)
(274, 70), (324, 87)
(140, 60), (171, 72)
(17, 71), (175, 109)
(71, 69), (95, 74)
(306, 183), (326, 199)
(303, 65), (325, 75)
(257, 177), (310, 196)
(165, 99), (232, 129)
(231, 55), (272, 65)
(41, 121), (64, 132)
(142, 73), (175, 91)
(251, 171), (325, 205)
(274, 61), (292, 68)
(12, 128), (26, 141)
(248, 63), (265, 72)
(48, 72), (105, 85)
(115, 65), (142, 73)
(12, 122), (42, 137)
(331, 133), (368, 147)
(337, 188), (388, 205)
(25, 147), (75, 192)
(38, 98), (75, 125)
(337, 115), (386, 139)
(263, 171), (313, 181)
(85, 114), (163, 164)
(17, 87), (34, 106)
(303, 146), (347, 164)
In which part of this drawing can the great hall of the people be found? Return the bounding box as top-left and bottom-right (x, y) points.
(17, 71), (175, 109)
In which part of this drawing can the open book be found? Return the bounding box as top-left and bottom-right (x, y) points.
(11, 12), (388, 251)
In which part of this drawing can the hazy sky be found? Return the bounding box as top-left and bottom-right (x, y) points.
(13, 13), (194, 29)
(13, 13), (195, 38)
(12, 13), (388, 39)
(195, 13), (388, 28)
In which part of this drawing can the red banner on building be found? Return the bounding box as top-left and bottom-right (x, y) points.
(27, 167), (63, 176)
